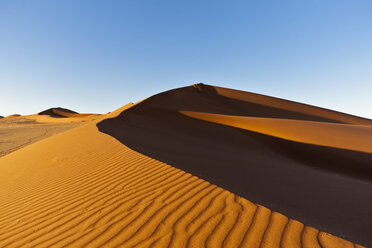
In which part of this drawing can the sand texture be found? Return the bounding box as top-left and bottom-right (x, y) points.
(0, 85), (370, 247)
(0, 108), (100, 157)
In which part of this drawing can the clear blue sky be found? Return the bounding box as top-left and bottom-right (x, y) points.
(1, 0), (371, 118)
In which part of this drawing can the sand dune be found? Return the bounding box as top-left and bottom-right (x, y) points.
(0, 84), (369, 247)
(6, 114), (21, 118)
(181, 111), (372, 154)
(39, 107), (100, 118)
(98, 84), (372, 246)
(0, 108), (100, 157)
(38, 107), (78, 117)
(0, 108), (363, 248)
(211, 85), (372, 125)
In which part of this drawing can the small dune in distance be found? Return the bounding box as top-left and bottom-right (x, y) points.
(0, 108), (101, 158)
(0, 84), (371, 248)
(38, 107), (100, 119)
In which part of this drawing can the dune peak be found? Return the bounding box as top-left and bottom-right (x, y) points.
(38, 107), (78, 117)
(0, 84), (370, 247)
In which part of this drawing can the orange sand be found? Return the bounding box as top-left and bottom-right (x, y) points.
(0, 109), (100, 157)
(0, 88), (368, 247)
(181, 111), (372, 154)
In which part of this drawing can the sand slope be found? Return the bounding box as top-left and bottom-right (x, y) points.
(38, 107), (100, 119)
(0, 121), (83, 158)
(97, 84), (372, 246)
(0, 106), (363, 248)
(181, 111), (372, 154)
(0, 85), (369, 247)
(0, 108), (101, 157)
(38, 107), (78, 117)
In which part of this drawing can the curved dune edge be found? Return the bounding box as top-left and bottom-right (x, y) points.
(38, 107), (100, 119)
(181, 111), (372, 154)
(212, 85), (372, 126)
(96, 84), (372, 246)
(32, 111), (101, 123)
(51, 109), (99, 118)
(0, 108), (365, 247)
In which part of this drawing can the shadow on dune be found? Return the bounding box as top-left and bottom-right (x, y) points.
(38, 107), (77, 118)
(97, 84), (372, 246)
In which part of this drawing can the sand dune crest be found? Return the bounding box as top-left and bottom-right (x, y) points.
(0, 85), (369, 247)
(181, 111), (372, 154)
(98, 84), (372, 246)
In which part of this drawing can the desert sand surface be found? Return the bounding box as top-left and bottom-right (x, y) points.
(98, 84), (372, 246)
(0, 85), (370, 247)
(0, 108), (100, 157)
(181, 112), (372, 154)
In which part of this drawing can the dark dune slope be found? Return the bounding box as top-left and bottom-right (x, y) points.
(38, 107), (78, 118)
(97, 84), (372, 246)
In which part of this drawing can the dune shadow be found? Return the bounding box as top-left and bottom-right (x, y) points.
(38, 108), (78, 118)
(97, 85), (372, 246)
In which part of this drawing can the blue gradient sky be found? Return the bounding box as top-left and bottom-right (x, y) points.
(1, 0), (371, 118)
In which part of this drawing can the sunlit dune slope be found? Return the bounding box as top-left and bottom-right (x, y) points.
(97, 83), (372, 246)
(0, 103), (364, 248)
(0, 121), (84, 158)
(181, 111), (372, 154)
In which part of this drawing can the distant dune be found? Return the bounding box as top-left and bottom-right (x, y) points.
(38, 107), (78, 117)
(0, 108), (101, 157)
(0, 85), (369, 247)
(38, 107), (99, 118)
(6, 114), (21, 118)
